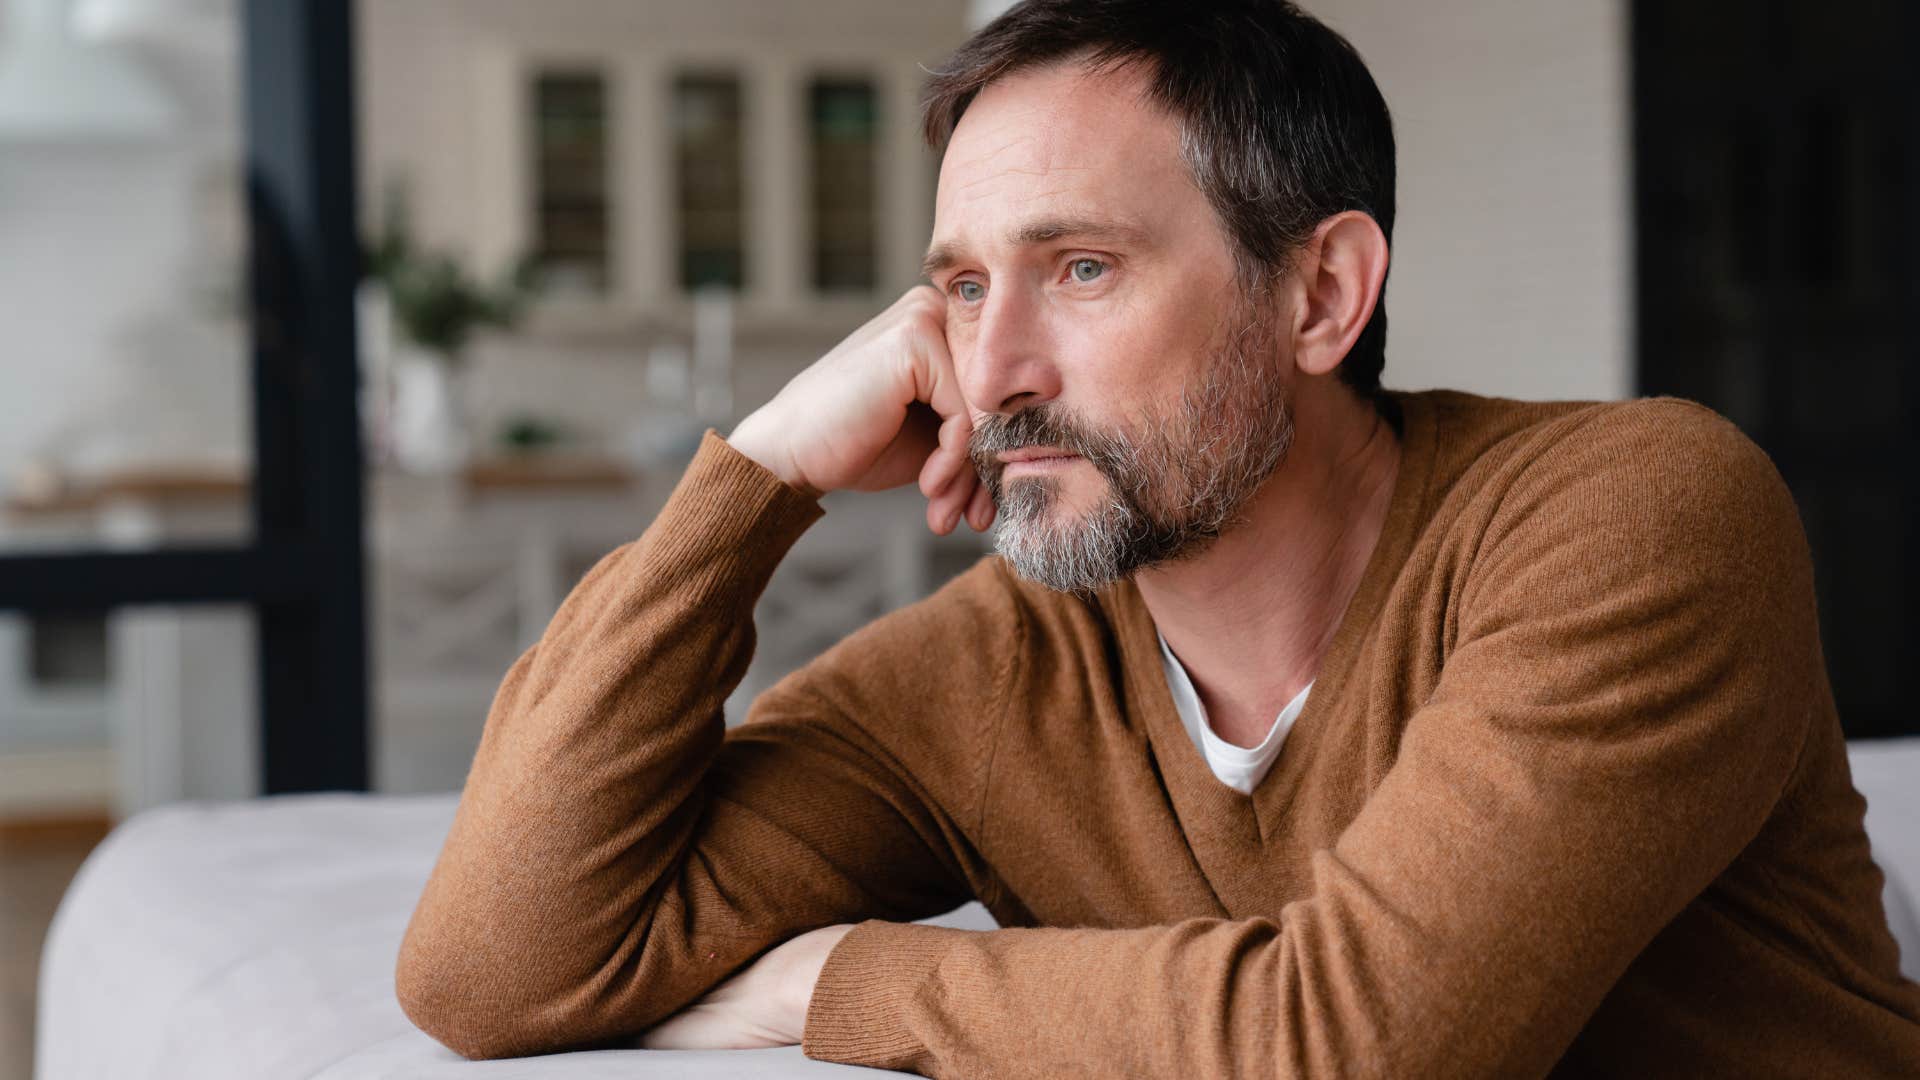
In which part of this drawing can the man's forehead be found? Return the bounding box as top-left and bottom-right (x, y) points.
(928, 62), (1192, 261)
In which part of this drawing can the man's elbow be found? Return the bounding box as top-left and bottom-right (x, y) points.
(395, 939), (506, 1059)
(394, 924), (556, 1060)
(394, 927), (654, 1060)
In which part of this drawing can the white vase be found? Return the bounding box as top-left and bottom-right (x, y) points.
(356, 282), (397, 467)
(389, 350), (470, 475)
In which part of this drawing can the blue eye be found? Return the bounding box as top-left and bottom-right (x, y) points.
(955, 280), (985, 302)
(1070, 258), (1106, 283)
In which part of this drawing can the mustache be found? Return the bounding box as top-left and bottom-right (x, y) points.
(967, 403), (1129, 482)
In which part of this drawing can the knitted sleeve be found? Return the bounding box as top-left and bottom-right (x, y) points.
(394, 430), (988, 1060)
(800, 399), (1822, 1077)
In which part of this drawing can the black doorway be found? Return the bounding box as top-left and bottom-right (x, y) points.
(1633, 0), (1919, 739)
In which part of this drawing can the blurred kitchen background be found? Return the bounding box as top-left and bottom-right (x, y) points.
(0, 0), (1913, 1073)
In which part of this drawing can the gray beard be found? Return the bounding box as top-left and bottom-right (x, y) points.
(971, 303), (1295, 595)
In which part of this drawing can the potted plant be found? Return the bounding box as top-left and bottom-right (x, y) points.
(362, 181), (540, 473)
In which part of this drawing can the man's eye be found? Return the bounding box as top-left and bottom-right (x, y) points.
(1070, 258), (1107, 283)
(955, 280), (985, 302)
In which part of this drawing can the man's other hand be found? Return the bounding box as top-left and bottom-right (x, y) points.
(637, 924), (855, 1050)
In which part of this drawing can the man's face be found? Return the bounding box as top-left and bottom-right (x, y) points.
(927, 60), (1297, 593)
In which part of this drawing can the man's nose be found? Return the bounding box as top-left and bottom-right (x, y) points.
(960, 286), (1061, 415)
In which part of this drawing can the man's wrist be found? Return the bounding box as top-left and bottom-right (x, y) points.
(802, 920), (970, 1068)
(788, 923), (856, 1041)
(638, 430), (825, 601)
(726, 413), (822, 500)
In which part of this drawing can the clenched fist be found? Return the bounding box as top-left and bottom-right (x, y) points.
(726, 286), (994, 536)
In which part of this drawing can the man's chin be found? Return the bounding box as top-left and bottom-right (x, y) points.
(991, 502), (1135, 595)
(991, 491), (1231, 594)
(994, 543), (1123, 595)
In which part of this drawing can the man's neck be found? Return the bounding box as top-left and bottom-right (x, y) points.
(1135, 381), (1401, 749)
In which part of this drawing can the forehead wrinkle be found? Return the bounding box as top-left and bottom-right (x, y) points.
(951, 163), (1084, 202)
(947, 127), (1053, 191)
(943, 96), (1100, 208)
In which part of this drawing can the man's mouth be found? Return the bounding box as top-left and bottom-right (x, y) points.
(997, 447), (1081, 467)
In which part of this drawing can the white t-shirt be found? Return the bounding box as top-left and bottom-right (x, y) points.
(1157, 631), (1313, 795)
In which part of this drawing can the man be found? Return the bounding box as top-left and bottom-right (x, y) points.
(396, 1), (1920, 1075)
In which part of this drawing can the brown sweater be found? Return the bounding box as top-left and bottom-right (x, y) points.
(396, 388), (1920, 1077)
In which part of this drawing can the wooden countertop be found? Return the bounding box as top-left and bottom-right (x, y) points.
(4, 456), (642, 518)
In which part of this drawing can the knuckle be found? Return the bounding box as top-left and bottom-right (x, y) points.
(893, 313), (940, 353)
(915, 307), (951, 343)
(908, 286), (946, 319)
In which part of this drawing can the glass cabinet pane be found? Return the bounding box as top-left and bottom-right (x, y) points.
(673, 73), (746, 291)
(810, 77), (879, 292)
(531, 70), (612, 295)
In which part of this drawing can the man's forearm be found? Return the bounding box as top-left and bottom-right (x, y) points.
(395, 429), (825, 1060)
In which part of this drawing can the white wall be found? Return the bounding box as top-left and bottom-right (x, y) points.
(0, 20), (247, 514)
(0, 148), (243, 500)
(1309, 0), (1634, 402)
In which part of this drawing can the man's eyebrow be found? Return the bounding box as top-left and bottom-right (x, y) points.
(921, 244), (965, 281)
(921, 216), (1152, 280)
(1011, 216), (1150, 247)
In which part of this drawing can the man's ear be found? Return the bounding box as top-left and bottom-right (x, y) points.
(1287, 210), (1390, 379)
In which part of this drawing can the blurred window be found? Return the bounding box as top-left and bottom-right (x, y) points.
(673, 73), (747, 291)
(531, 70), (612, 295)
(809, 77), (880, 292)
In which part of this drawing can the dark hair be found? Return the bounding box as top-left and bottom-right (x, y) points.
(922, 0), (1397, 402)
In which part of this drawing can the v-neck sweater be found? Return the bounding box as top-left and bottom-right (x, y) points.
(396, 388), (1920, 1077)
(1158, 629), (1313, 795)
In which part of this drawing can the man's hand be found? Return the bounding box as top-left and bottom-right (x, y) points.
(726, 285), (994, 536)
(637, 924), (855, 1050)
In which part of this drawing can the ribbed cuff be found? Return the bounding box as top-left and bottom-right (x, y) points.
(639, 429), (826, 604)
(801, 919), (968, 1070)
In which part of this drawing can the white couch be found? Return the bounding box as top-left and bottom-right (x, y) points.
(1852, 738), (1920, 969)
(36, 739), (1920, 1078)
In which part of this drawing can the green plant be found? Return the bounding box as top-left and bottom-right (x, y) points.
(363, 179), (541, 359)
(498, 413), (568, 454)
